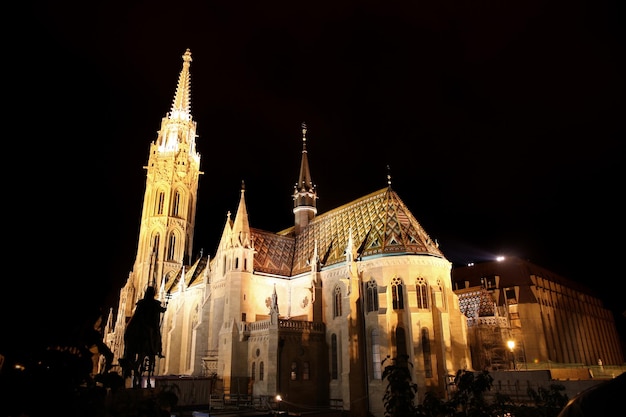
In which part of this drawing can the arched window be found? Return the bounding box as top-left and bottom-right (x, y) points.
(416, 277), (429, 309)
(259, 362), (264, 381)
(371, 329), (382, 380)
(333, 285), (342, 318)
(422, 328), (433, 378)
(331, 334), (338, 379)
(366, 279), (379, 313)
(155, 191), (165, 215)
(152, 234), (160, 260)
(167, 232), (176, 260)
(251, 362), (256, 380)
(391, 277), (404, 310)
(172, 190), (182, 217)
(187, 196), (194, 223)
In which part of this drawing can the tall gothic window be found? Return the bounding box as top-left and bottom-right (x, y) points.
(371, 329), (382, 380)
(167, 232), (176, 261)
(333, 285), (342, 318)
(251, 362), (256, 380)
(152, 234), (160, 260)
(331, 334), (338, 379)
(416, 277), (429, 309)
(259, 362), (264, 381)
(172, 190), (182, 217)
(366, 279), (379, 313)
(392, 277), (404, 310)
(156, 191), (165, 215)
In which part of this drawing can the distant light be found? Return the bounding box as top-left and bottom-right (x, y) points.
(467, 262), (474, 267)
(496, 256), (505, 262)
(507, 340), (515, 351)
(276, 394), (282, 402)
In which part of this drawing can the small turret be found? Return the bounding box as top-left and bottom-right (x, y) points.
(293, 122), (318, 234)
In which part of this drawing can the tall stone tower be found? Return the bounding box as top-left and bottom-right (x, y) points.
(115, 48), (201, 339)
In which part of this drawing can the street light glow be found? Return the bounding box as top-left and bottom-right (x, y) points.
(507, 340), (515, 351)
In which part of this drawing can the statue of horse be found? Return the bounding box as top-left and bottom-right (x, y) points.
(120, 286), (166, 388)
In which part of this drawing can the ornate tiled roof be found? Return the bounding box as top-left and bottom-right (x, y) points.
(252, 229), (295, 276)
(252, 186), (444, 277)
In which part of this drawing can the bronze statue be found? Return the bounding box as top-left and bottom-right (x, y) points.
(121, 286), (166, 387)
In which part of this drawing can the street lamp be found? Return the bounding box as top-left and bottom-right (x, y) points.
(275, 394), (283, 415)
(507, 340), (516, 370)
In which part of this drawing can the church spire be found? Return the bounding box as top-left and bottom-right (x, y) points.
(293, 122), (318, 235)
(129, 48), (201, 300)
(169, 48), (193, 121)
(232, 180), (251, 247)
(156, 49), (198, 155)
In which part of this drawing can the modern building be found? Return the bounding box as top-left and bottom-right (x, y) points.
(452, 257), (624, 371)
(104, 49), (471, 417)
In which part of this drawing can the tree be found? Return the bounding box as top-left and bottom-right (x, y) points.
(447, 369), (493, 416)
(382, 354), (418, 417)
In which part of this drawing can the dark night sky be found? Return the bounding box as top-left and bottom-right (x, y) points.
(4, 1), (624, 359)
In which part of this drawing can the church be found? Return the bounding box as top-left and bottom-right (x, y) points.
(104, 48), (471, 416)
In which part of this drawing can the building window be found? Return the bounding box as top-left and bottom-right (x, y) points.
(167, 232), (176, 261)
(416, 277), (429, 309)
(333, 285), (342, 318)
(392, 277), (404, 310)
(156, 191), (165, 215)
(331, 334), (338, 379)
(366, 279), (379, 312)
(371, 329), (382, 380)
(259, 362), (264, 381)
(172, 190), (181, 217)
(290, 361), (298, 380)
(422, 328), (433, 378)
(251, 362), (256, 380)
(152, 234), (160, 260)
(302, 362), (310, 380)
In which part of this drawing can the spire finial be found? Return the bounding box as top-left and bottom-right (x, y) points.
(169, 49), (193, 121)
(241, 180), (245, 191)
(386, 165), (392, 187)
(301, 121), (307, 151)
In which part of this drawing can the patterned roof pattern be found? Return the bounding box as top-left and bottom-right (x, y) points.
(457, 287), (496, 319)
(252, 229), (296, 276)
(252, 187), (444, 277)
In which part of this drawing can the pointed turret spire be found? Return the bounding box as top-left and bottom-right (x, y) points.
(232, 180), (251, 246)
(155, 49), (199, 155)
(169, 49), (193, 122)
(296, 123), (314, 192)
(293, 122), (318, 234)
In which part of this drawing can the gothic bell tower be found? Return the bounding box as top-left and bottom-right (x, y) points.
(129, 48), (202, 304)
